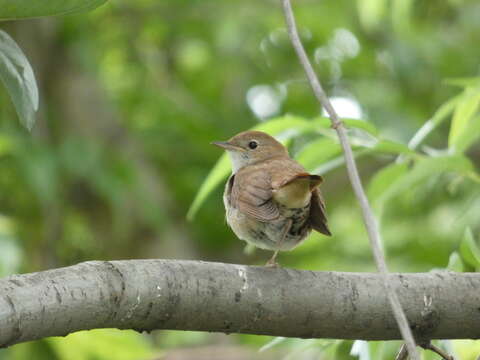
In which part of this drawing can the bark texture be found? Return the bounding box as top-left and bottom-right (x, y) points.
(0, 260), (479, 347)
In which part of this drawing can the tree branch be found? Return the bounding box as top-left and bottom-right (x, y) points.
(420, 342), (455, 360)
(1, 260), (479, 348)
(279, 1), (419, 359)
(395, 344), (409, 360)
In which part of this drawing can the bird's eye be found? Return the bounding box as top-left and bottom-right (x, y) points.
(248, 140), (258, 149)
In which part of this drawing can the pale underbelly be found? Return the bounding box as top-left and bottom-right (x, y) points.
(226, 204), (312, 251)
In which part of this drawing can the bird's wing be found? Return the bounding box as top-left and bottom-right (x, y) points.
(223, 174), (235, 207)
(267, 158), (322, 208)
(310, 188), (331, 236)
(276, 172), (323, 189)
(269, 159), (308, 189)
(266, 158), (331, 235)
(231, 169), (280, 222)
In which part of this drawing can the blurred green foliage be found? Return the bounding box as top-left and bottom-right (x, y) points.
(0, 0), (480, 359)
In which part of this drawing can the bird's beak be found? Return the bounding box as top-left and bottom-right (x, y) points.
(210, 141), (245, 152)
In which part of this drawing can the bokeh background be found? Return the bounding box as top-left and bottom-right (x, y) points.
(1, 0), (480, 359)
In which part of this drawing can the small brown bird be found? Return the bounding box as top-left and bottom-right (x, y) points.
(212, 130), (331, 266)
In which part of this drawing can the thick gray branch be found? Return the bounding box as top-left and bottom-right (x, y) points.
(0, 260), (479, 347)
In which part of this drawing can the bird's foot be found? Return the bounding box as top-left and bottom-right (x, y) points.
(264, 259), (280, 268)
(265, 251), (280, 268)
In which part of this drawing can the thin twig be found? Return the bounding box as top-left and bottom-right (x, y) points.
(421, 342), (455, 360)
(395, 344), (409, 360)
(280, 1), (419, 359)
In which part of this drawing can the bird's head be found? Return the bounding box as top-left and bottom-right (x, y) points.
(212, 130), (288, 173)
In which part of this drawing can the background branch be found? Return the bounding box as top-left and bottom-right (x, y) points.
(1, 259), (479, 348)
(280, 1), (419, 358)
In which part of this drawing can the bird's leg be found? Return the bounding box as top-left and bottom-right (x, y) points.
(265, 250), (279, 268)
(265, 219), (292, 268)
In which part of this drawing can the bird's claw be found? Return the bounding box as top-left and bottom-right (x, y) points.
(264, 259), (280, 268)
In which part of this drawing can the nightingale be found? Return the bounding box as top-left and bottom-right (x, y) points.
(212, 130), (331, 266)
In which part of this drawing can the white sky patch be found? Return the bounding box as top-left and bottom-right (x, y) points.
(246, 84), (286, 120)
(350, 340), (370, 360)
(322, 96), (363, 120)
(332, 28), (360, 60)
(315, 28), (361, 64)
(314, 28), (360, 82)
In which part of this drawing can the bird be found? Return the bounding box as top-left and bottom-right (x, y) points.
(212, 130), (331, 266)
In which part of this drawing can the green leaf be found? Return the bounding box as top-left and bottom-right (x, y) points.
(259, 337), (286, 352)
(453, 115), (480, 153)
(343, 118), (379, 137)
(368, 162), (409, 202)
(408, 95), (461, 150)
(313, 139), (414, 186)
(187, 154), (230, 221)
(0, 0), (107, 20)
(448, 88), (480, 150)
(0, 30), (38, 130)
(371, 140), (415, 155)
(255, 115), (316, 134)
(459, 228), (480, 269)
(444, 77), (480, 88)
(430, 95), (463, 126)
(372, 155), (476, 205)
(446, 251), (464, 272)
(48, 329), (153, 360)
(295, 137), (342, 172)
(313, 117), (379, 137)
(187, 116), (315, 220)
(313, 149), (370, 175)
(365, 341), (386, 360)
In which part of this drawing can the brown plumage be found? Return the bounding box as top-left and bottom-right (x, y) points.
(212, 130), (331, 266)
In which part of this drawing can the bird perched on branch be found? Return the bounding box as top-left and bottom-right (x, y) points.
(212, 130), (331, 266)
